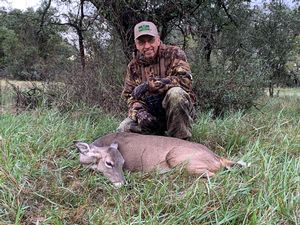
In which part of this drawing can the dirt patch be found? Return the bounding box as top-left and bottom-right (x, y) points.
(0, 79), (44, 88)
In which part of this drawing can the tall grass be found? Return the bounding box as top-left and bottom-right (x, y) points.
(0, 94), (300, 224)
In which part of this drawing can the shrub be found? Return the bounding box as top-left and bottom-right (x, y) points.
(192, 63), (266, 117)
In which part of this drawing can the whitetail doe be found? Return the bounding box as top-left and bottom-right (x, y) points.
(74, 132), (246, 187)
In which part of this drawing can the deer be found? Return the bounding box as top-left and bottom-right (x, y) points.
(74, 132), (247, 188)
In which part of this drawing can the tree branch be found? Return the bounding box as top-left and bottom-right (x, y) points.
(37, 0), (52, 35)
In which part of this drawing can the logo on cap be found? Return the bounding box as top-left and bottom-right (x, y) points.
(138, 24), (150, 32)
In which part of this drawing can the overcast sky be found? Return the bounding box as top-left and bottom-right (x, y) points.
(1, 0), (41, 10)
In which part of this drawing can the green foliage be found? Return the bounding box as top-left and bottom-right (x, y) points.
(0, 93), (300, 224)
(1, 0), (300, 114)
(0, 8), (75, 80)
(0, 26), (18, 70)
(250, 1), (300, 89)
(193, 64), (265, 116)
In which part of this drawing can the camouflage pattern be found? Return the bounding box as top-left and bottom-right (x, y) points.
(122, 43), (196, 112)
(117, 87), (195, 139)
(118, 43), (196, 139)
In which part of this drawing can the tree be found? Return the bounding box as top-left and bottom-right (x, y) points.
(250, 1), (300, 96)
(50, 0), (101, 71)
(0, 26), (18, 70)
(0, 6), (75, 80)
(88, 0), (206, 60)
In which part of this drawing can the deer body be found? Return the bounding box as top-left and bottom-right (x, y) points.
(75, 132), (239, 187)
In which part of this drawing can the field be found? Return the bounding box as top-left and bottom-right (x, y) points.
(0, 83), (300, 224)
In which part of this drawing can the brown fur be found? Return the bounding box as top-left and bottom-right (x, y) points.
(92, 132), (235, 176)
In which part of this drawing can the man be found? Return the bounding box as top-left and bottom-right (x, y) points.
(117, 21), (196, 140)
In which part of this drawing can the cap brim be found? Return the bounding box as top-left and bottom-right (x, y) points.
(135, 32), (156, 40)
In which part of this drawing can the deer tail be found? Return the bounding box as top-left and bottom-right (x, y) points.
(220, 157), (250, 170)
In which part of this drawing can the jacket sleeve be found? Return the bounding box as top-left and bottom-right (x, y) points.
(121, 62), (146, 120)
(149, 48), (193, 95)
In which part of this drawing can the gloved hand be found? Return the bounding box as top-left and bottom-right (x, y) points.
(136, 109), (157, 130)
(131, 82), (148, 99)
(148, 77), (171, 92)
(145, 94), (165, 117)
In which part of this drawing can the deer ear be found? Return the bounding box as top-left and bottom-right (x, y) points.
(74, 141), (90, 154)
(110, 141), (119, 149)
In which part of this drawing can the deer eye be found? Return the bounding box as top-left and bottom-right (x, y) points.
(105, 161), (114, 168)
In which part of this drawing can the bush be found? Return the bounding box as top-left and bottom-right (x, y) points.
(192, 63), (266, 117)
(44, 62), (127, 115)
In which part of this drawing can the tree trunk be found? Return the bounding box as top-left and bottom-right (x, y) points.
(77, 29), (85, 71)
(78, 0), (85, 71)
(268, 82), (274, 97)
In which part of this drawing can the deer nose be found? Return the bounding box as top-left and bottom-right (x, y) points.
(113, 177), (127, 188)
(113, 182), (124, 188)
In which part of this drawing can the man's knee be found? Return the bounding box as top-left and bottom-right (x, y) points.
(166, 86), (187, 98)
(117, 118), (138, 133)
(163, 87), (192, 108)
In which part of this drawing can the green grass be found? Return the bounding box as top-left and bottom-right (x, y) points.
(1, 90), (300, 224)
(275, 88), (300, 97)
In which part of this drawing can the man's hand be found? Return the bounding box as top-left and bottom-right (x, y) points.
(136, 109), (157, 129)
(148, 77), (171, 92)
(131, 82), (149, 99)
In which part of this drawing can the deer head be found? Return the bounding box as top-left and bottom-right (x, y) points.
(74, 141), (126, 188)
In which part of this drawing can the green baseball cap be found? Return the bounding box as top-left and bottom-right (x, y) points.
(134, 21), (159, 40)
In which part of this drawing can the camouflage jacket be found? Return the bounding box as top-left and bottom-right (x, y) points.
(122, 43), (195, 118)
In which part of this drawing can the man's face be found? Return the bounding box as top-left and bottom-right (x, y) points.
(135, 35), (160, 60)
